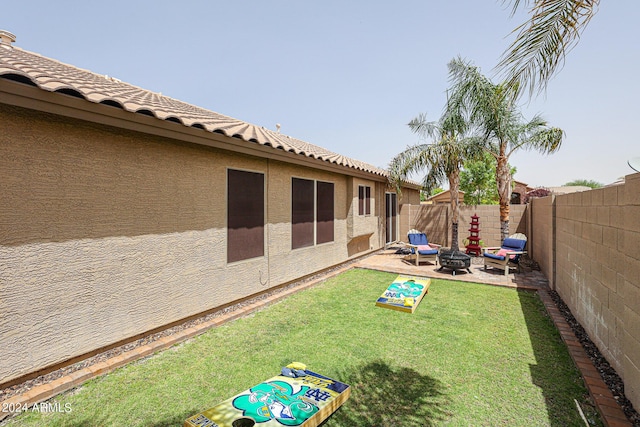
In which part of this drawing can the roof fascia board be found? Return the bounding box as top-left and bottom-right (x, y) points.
(0, 79), (388, 182)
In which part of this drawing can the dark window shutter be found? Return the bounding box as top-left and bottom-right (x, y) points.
(317, 181), (334, 244)
(365, 186), (371, 215)
(228, 169), (264, 263)
(292, 178), (314, 249)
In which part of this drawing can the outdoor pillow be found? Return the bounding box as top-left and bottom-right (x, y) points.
(416, 245), (438, 256)
(496, 249), (516, 259)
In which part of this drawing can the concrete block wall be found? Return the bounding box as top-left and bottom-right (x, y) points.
(458, 205), (527, 248)
(410, 204), (449, 246)
(554, 172), (640, 411)
(405, 203), (527, 249)
(530, 196), (555, 288)
(397, 187), (423, 243)
(408, 189), (640, 410)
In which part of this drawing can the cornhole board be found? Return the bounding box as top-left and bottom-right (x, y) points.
(375, 275), (431, 313)
(184, 369), (350, 427)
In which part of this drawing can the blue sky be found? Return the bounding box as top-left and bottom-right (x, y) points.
(3, 1), (639, 187)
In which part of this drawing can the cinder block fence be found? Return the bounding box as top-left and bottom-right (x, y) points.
(403, 172), (640, 412)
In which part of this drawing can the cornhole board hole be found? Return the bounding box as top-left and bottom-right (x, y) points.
(184, 369), (350, 427)
(375, 275), (431, 313)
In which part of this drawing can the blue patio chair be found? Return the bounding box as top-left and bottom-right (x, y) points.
(482, 233), (527, 276)
(405, 229), (441, 266)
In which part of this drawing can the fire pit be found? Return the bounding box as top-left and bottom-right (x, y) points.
(438, 249), (472, 275)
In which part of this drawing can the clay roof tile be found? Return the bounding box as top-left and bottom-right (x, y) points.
(0, 44), (388, 177)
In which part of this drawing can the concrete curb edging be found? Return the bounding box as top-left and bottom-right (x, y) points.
(1, 266), (634, 427)
(538, 290), (632, 427)
(0, 264), (351, 423)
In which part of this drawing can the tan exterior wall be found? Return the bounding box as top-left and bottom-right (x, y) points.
(398, 186), (420, 206)
(554, 173), (640, 409)
(398, 187), (421, 242)
(265, 160), (353, 286)
(0, 105), (384, 385)
(424, 189), (464, 205)
(346, 177), (381, 250)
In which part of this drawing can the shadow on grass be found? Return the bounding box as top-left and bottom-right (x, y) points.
(326, 360), (449, 427)
(517, 289), (603, 427)
(47, 407), (201, 427)
(147, 409), (203, 427)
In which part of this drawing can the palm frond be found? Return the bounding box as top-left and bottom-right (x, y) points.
(528, 126), (565, 154)
(447, 57), (507, 130)
(502, 0), (529, 17)
(408, 113), (440, 140)
(497, 0), (599, 96)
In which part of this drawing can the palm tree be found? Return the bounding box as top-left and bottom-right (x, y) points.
(447, 57), (564, 241)
(389, 110), (482, 252)
(497, 0), (600, 96)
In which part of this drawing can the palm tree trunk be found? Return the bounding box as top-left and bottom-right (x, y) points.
(449, 170), (460, 252)
(496, 154), (511, 242)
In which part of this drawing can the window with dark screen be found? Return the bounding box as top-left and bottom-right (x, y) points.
(227, 169), (264, 262)
(358, 185), (371, 216)
(292, 178), (334, 249)
(316, 181), (334, 244)
(292, 178), (315, 249)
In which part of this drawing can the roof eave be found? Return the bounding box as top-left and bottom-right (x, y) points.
(0, 78), (390, 182)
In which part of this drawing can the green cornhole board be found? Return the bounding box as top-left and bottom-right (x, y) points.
(184, 369), (350, 427)
(375, 275), (431, 313)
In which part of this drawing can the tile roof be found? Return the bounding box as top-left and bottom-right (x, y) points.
(0, 42), (388, 177)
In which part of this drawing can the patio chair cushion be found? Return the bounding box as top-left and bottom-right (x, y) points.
(417, 246), (438, 256)
(502, 238), (526, 252)
(408, 233), (429, 246)
(484, 251), (508, 261)
(409, 234), (438, 255)
(405, 230), (439, 266)
(484, 238), (526, 261)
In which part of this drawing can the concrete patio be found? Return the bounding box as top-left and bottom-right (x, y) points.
(353, 245), (549, 291)
(352, 246), (634, 426)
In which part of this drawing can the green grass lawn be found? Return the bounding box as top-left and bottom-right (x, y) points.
(5, 269), (601, 426)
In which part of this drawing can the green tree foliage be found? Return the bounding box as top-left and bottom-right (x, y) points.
(564, 179), (603, 188)
(460, 153), (500, 205)
(420, 188), (444, 201)
(460, 153), (518, 205)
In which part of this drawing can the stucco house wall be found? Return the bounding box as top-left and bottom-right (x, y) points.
(346, 177), (381, 246)
(0, 103), (375, 384)
(0, 39), (411, 385)
(0, 100), (399, 386)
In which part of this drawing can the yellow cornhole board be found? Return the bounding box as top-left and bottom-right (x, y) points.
(184, 369), (350, 427)
(375, 275), (431, 313)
